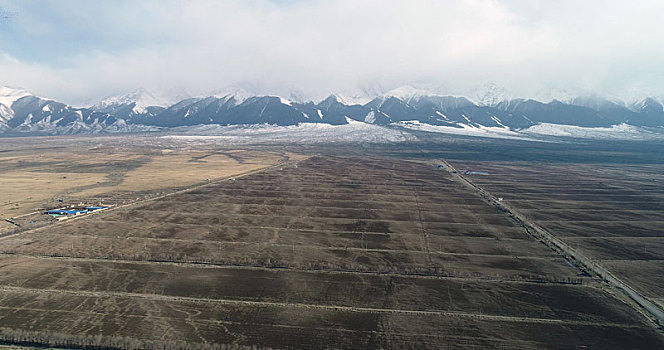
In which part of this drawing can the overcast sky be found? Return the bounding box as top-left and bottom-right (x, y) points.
(0, 0), (663, 105)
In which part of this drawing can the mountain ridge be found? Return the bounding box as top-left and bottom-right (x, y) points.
(1, 86), (663, 138)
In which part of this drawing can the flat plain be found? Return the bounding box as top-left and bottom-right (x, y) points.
(0, 136), (296, 233)
(0, 139), (661, 349)
(449, 161), (664, 313)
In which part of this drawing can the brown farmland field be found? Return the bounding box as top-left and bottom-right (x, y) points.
(0, 150), (661, 349)
(450, 161), (664, 321)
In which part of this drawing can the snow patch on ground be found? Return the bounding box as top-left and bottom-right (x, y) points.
(396, 120), (538, 141)
(0, 103), (14, 123)
(435, 110), (449, 120)
(132, 105), (146, 114)
(364, 111), (376, 124)
(523, 123), (664, 140)
(489, 115), (507, 128)
(278, 97), (292, 106)
(163, 120), (409, 144)
(397, 120), (664, 141)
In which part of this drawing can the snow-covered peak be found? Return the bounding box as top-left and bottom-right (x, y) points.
(95, 88), (168, 111)
(210, 88), (293, 107)
(383, 85), (433, 102)
(0, 86), (33, 107)
(286, 90), (307, 104)
(630, 97), (664, 113)
(531, 87), (579, 104)
(210, 87), (254, 105)
(472, 83), (508, 106)
(326, 93), (373, 106)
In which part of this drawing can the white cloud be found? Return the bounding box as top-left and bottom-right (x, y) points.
(0, 0), (663, 105)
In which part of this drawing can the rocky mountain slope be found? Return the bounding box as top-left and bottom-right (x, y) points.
(1, 86), (662, 138)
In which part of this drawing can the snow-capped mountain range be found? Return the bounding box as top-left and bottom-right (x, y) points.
(0, 86), (663, 139)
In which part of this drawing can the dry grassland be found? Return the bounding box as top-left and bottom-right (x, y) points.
(0, 137), (296, 233)
(0, 168), (109, 217)
(73, 150), (286, 195)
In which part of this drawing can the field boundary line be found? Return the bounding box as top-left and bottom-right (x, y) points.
(16, 233), (561, 259)
(106, 209), (510, 224)
(440, 160), (664, 329)
(0, 252), (588, 286)
(0, 285), (642, 328)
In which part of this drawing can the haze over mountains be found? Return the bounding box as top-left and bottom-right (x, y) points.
(0, 86), (663, 139)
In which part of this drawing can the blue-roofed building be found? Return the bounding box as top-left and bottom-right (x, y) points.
(44, 205), (111, 220)
(45, 209), (89, 216)
(85, 206), (109, 211)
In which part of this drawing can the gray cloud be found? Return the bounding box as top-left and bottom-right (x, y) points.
(0, 0), (663, 105)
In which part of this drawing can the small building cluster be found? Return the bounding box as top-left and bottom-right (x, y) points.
(44, 206), (110, 221)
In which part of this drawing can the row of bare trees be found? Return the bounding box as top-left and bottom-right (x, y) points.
(0, 327), (267, 350)
(2, 247), (585, 285)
